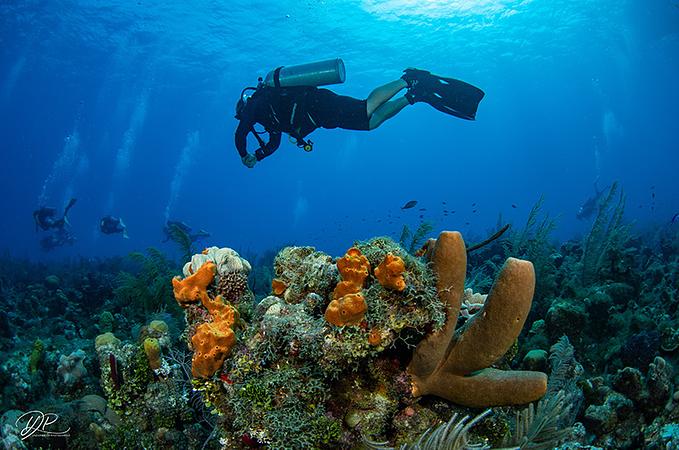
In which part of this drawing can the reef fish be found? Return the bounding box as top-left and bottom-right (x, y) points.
(401, 200), (418, 210)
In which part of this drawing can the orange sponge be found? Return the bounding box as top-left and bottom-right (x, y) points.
(272, 278), (287, 296)
(332, 247), (370, 299)
(375, 253), (406, 291)
(173, 263), (239, 378)
(191, 319), (236, 378)
(325, 293), (367, 327)
(326, 248), (371, 326)
(173, 262), (216, 307)
(191, 293), (238, 378)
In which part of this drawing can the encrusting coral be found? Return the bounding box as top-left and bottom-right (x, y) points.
(374, 253), (406, 291)
(407, 231), (548, 407)
(325, 247), (370, 326)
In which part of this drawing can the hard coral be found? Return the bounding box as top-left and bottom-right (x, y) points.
(172, 262), (216, 307)
(218, 271), (249, 302)
(407, 231), (547, 407)
(374, 253), (406, 291)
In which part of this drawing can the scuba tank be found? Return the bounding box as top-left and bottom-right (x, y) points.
(263, 58), (345, 88)
(237, 58), (346, 154)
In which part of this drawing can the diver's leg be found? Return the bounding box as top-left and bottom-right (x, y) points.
(366, 79), (408, 116)
(368, 96), (410, 129)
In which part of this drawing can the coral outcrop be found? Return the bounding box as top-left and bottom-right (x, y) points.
(407, 231), (548, 407)
(272, 246), (338, 303)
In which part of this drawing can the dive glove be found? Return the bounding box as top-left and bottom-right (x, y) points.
(241, 153), (257, 168)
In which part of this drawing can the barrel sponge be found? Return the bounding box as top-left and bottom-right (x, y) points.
(191, 321), (236, 378)
(325, 293), (367, 327)
(374, 253), (406, 291)
(143, 337), (162, 371)
(173, 261), (216, 307)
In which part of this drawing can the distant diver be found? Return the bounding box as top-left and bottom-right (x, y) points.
(99, 215), (129, 239)
(40, 228), (76, 251)
(163, 220), (210, 243)
(234, 59), (484, 168)
(33, 198), (77, 231)
(577, 181), (606, 220)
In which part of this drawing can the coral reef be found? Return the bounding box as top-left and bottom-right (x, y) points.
(2, 217), (679, 449)
(170, 231), (553, 448)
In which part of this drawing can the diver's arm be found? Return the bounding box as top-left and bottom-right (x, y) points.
(254, 132), (281, 161)
(235, 120), (251, 158)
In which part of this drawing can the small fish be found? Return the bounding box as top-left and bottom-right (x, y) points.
(419, 208), (427, 211)
(472, 210), (477, 213)
(442, 201), (447, 204)
(472, 203), (476, 207)
(401, 200), (418, 209)
(451, 210), (456, 214)
(672, 213), (679, 223)
(419, 214), (424, 219)
(511, 204), (517, 209)
(377, 219), (382, 223)
(652, 192), (656, 199)
(465, 222), (470, 225)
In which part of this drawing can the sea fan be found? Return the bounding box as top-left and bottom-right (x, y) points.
(500, 390), (570, 450)
(363, 409), (492, 450)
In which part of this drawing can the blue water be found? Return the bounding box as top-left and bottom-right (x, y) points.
(1, 0), (677, 260)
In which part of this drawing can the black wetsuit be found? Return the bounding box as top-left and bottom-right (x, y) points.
(235, 86), (370, 161)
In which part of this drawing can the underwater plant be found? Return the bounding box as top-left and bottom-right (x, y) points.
(113, 247), (179, 318)
(399, 221), (435, 254)
(165, 221), (196, 263)
(580, 181), (628, 286)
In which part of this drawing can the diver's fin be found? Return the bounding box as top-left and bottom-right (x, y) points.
(123, 230), (129, 239)
(407, 72), (485, 120)
(63, 198), (77, 215)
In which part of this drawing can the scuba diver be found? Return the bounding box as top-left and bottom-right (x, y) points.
(235, 60), (485, 168)
(33, 198), (77, 231)
(162, 220), (210, 243)
(40, 228), (76, 251)
(99, 215), (129, 239)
